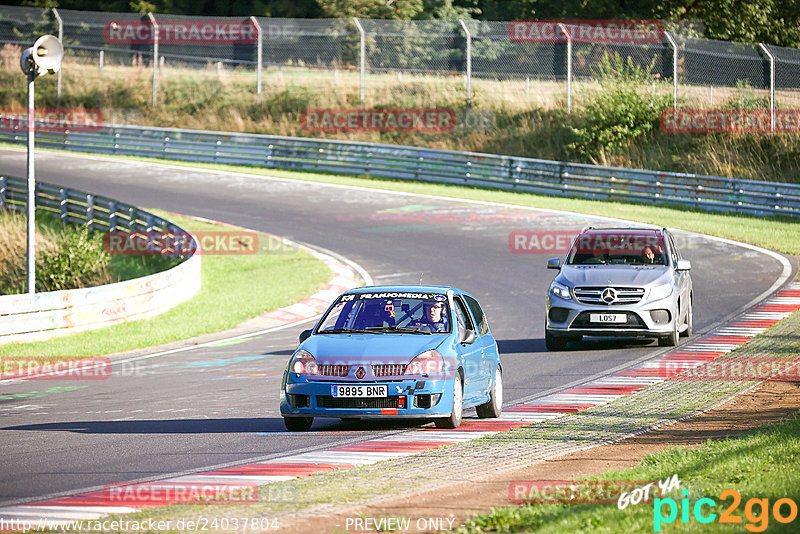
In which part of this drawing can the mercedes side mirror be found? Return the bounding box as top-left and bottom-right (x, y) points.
(547, 258), (561, 270)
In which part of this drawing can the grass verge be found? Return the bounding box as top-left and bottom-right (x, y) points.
(461, 412), (800, 533)
(0, 210), (333, 359)
(3, 57), (800, 182)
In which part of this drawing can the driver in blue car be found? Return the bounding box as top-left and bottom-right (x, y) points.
(414, 300), (449, 332)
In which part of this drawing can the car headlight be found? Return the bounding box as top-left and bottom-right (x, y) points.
(649, 283), (673, 301)
(289, 350), (318, 375)
(404, 350), (444, 376)
(550, 282), (572, 300)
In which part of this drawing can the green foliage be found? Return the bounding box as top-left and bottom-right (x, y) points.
(316, 0), (424, 19)
(721, 80), (771, 110)
(593, 52), (659, 87)
(35, 227), (110, 292)
(569, 53), (672, 162)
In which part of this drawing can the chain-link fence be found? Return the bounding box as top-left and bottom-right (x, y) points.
(1, 6), (799, 116)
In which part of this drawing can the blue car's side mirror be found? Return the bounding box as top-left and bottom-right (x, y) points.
(299, 329), (312, 343)
(460, 329), (476, 345)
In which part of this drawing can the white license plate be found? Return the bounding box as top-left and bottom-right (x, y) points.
(590, 313), (627, 323)
(332, 385), (387, 398)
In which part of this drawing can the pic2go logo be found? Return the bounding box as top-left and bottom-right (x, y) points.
(654, 489), (799, 532)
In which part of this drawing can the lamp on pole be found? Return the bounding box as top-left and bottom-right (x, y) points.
(19, 35), (63, 294)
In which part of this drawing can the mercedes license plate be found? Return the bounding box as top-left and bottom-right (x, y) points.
(332, 385), (387, 398)
(590, 313), (627, 323)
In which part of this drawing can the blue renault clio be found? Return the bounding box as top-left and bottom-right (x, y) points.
(280, 285), (502, 431)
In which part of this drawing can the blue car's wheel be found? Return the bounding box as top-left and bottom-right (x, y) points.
(284, 417), (313, 431)
(477, 367), (502, 418)
(435, 375), (463, 429)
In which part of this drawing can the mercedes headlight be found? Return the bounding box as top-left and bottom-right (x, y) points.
(648, 283), (673, 301)
(550, 282), (572, 300)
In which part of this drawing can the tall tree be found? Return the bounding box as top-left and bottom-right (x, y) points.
(315, 0), (424, 19)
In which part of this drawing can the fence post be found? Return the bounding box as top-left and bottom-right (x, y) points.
(353, 17), (365, 104)
(147, 13), (159, 107)
(458, 19), (472, 107)
(51, 8), (63, 100)
(758, 43), (775, 132)
(0, 176), (6, 208)
(557, 23), (571, 114)
(99, 50), (104, 73)
(664, 32), (678, 110)
(250, 16), (262, 102)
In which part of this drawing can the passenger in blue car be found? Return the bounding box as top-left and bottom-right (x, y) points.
(416, 301), (448, 332)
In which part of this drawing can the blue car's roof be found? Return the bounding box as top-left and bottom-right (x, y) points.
(345, 285), (457, 294)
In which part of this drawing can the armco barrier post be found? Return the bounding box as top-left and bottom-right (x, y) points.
(59, 188), (67, 221)
(353, 17), (365, 104)
(758, 43), (775, 132)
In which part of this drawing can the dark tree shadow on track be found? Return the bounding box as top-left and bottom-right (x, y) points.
(498, 336), (656, 354)
(497, 338), (547, 353)
(3, 417), (443, 434)
(3, 418), (289, 434)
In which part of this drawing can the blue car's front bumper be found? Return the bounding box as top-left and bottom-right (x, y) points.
(280, 372), (453, 419)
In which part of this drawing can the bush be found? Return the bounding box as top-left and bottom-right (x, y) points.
(722, 80), (771, 110)
(568, 53), (673, 163)
(0, 210), (111, 294)
(36, 226), (110, 292)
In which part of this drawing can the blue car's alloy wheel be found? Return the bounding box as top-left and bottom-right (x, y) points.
(435, 376), (463, 429)
(477, 367), (502, 418)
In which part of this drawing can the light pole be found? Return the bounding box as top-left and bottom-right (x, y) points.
(19, 35), (63, 294)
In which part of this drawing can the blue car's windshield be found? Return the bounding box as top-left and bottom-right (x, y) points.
(317, 291), (451, 334)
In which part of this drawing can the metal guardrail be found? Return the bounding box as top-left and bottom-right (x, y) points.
(1, 123), (799, 217)
(0, 175), (181, 233)
(0, 175), (201, 344)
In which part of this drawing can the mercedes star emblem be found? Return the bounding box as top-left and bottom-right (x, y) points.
(601, 287), (617, 304)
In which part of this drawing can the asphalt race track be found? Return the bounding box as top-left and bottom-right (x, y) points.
(0, 148), (794, 505)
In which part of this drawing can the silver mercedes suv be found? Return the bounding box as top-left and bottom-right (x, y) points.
(545, 227), (693, 351)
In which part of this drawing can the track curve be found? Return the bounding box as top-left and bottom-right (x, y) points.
(0, 148), (793, 505)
